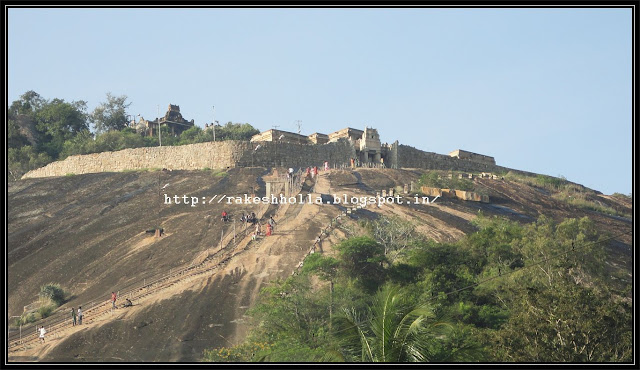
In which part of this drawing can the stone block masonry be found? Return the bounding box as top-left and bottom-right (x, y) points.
(21, 140), (357, 179)
(235, 139), (357, 168)
(22, 142), (243, 179)
(23, 140), (539, 180)
(397, 145), (537, 177)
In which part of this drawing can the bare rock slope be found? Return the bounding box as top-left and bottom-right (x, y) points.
(7, 167), (632, 362)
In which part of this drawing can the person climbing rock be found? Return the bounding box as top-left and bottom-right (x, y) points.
(39, 326), (46, 343)
(268, 216), (277, 232)
(111, 291), (117, 309)
(77, 306), (83, 325)
(71, 307), (77, 326)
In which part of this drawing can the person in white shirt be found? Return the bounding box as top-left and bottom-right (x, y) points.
(39, 326), (46, 343)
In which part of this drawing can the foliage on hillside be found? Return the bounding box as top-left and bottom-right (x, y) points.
(11, 284), (67, 326)
(8, 90), (260, 181)
(504, 172), (630, 218)
(203, 215), (632, 363)
(417, 171), (475, 191)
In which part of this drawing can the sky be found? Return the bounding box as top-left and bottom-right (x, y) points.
(7, 7), (633, 195)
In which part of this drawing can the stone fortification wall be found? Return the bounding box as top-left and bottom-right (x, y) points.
(22, 142), (245, 179)
(22, 140), (538, 180)
(398, 145), (535, 176)
(22, 140), (357, 179)
(235, 139), (356, 168)
(449, 149), (496, 165)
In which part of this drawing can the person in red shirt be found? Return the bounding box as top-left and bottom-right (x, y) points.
(111, 291), (117, 309)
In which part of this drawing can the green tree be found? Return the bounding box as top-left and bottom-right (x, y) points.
(490, 278), (632, 362)
(213, 122), (260, 141)
(9, 90), (46, 116)
(8, 146), (53, 181)
(7, 116), (31, 149)
(90, 93), (132, 134)
(36, 98), (89, 158)
(157, 125), (178, 146)
(8, 91), (45, 150)
(94, 129), (148, 152)
(335, 236), (386, 292)
(178, 126), (206, 145)
(333, 284), (452, 362)
(60, 129), (95, 158)
(302, 253), (340, 326)
(244, 274), (333, 361)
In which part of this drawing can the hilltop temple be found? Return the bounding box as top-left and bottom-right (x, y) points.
(137, 104), (195, 137)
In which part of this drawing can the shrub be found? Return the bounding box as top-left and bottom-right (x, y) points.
(418, 171), (475, 191)
(18, 313), (37, 326)
(504, 172), (570, 192)
(37, 304), (55, 319)
(612, 192), (632, 201)
(535, 174), (567, 189)
(204, 340), (274, 362)
(551, 186), (629, 218)
(40, 283), (65, 306)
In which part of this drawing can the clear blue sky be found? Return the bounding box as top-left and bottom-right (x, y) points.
(7, 7), (633, 195)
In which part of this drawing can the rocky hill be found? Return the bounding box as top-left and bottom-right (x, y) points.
(7, 167), (632, 362)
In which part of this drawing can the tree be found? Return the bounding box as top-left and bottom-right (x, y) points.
(36, 98), (89, 158)
(7, 116), (31, 149)
(302, 254), (340, 327)
(8, 91), (46, 150)
(335, 236), (386, 292)
(90, 93), (131, 134)
(214, 122), (260, 141)
(370, 216), (417, 263)
(8, 146), (53, 181)
(9, 90), (45, 116)
(60, 129), (95, 158)
(244, 275), (332, 361)
(490, 278), (632, 362)
(94, 129), (148, 152)
(178, 126), (205, 145)
(333, 284), (452, 362)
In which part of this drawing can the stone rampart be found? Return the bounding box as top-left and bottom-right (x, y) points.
(22, 142), (244, 179)
(398, 145), (535, 176)
(235, 139), (356, 168)
(22, 140), (538, 180)
(22, 140), (357, 179)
